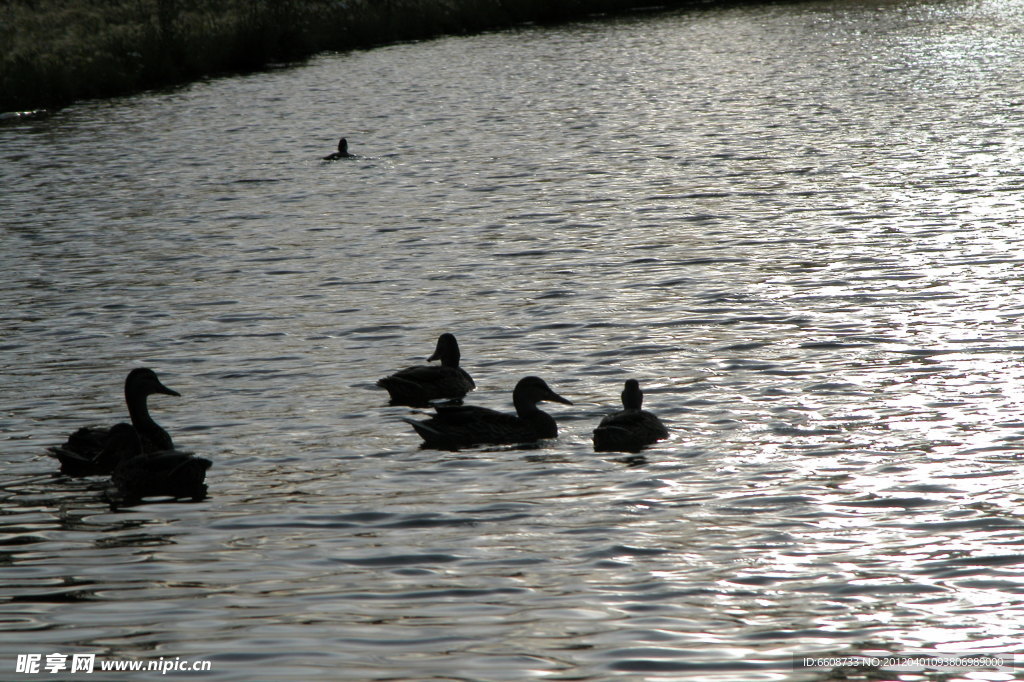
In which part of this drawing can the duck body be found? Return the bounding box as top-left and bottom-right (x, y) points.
(49, 368), (180, 476)
(110, 448), (211, 503)
(323, 137), (352, 160)
(53, 422), (141, 476)
(593, 380), (668, 453)
(377, 333), (475, 406)
(404, 376), (571, 449)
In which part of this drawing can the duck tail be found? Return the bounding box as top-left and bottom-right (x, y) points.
(401, 416), (445, 442)
(48, 446), (96, 476)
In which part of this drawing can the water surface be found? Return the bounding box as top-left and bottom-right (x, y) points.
(3, 0), (1024, 679)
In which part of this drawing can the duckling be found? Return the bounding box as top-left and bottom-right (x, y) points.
(592, 379), (669, 453)
(110, 447), (211, 503)
(49, 367), (180, 476)
(403, 376), (572, 449)
(377, 333), (476, 406)
(322, 137), (352, 160)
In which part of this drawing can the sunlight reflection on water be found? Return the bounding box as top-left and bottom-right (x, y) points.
(3, 0), (1024, 679)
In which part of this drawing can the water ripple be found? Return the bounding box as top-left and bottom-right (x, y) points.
(4, 0), (1024, 679)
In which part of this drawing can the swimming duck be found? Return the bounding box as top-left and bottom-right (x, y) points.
(323, 137), (352, 160)
(49, 367), (180, 476)
(377, 333), (476, 406)
(403, 375), (572, 449)
(592, 379), (669, 453)
(110, 446), (212, 503)
(53, 423), (141, 477)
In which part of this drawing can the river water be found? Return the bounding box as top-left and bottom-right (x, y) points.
(3, 0), (1024, 679)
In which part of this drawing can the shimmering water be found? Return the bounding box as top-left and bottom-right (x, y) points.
(4, 0), (1024, 679)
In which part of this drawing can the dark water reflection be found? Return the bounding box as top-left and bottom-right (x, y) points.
(4, 0), (1024, 679)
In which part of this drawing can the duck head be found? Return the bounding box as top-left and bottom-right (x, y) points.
(125, 368), (181, 399)
(513, 376), (573, 410)
(621, 379), (644, 410)
(427, 333), (461, 367)
(338, 138), (348, 155)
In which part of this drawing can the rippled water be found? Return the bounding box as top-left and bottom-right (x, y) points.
(4, 0), (1024, 679)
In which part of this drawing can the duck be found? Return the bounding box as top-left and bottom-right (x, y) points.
(403, 375), (572, 449)
(110, 445), (212, 504)
(53, 423), (141, 477)
(377, 333), (476, 406)
(322, 137), (352, 160)
(49, 367), (180, 476)
(592, 379), (669, 453)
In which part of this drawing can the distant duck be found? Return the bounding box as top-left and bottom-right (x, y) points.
(592, 379), (669, 453)
(403, 376), (572, 449)
(110, 445), (212, 504)
(49, 368), (180, 476)
(377, 333), (476, 406)
(322, 137), (352, 160)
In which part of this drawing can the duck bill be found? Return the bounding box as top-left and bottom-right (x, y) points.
(427, 350), (441, 362)
(156, 382), (181, 397)
(546, 390), (573, 406)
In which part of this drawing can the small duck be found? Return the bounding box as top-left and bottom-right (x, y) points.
(110, 445), (212, 503)
(322, 137), (352, 160)
(49, 367), (180, 476)
(592, 379), (669, 453)
(403, 376), (572, 449)
(377, 333), (476, 406)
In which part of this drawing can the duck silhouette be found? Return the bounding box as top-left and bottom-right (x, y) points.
(55, 422), (140, 477)
(323, 137), (352, 160)
(592, 379), (669, 453)
(377, 333), (476, 406)
(49, 368), (180, 476)
(110, 439), (212, 504)
(403, 376), (571, 449)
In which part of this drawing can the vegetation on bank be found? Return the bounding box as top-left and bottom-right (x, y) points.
(1, 0), (697, 112)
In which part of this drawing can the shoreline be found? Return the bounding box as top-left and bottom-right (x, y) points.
(1, 0), (724, 115)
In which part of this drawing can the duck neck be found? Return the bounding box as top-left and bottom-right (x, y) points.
(126, 391), (157, 430)
(513, 394), (538, 417)
(622, 387), (643, 411)
(513, 395), (552, 429)
(513, 399), (556, 438)
(125, 388), (174, 451)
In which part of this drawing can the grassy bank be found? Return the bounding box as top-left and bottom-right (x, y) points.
(1, 0), (701, 112)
